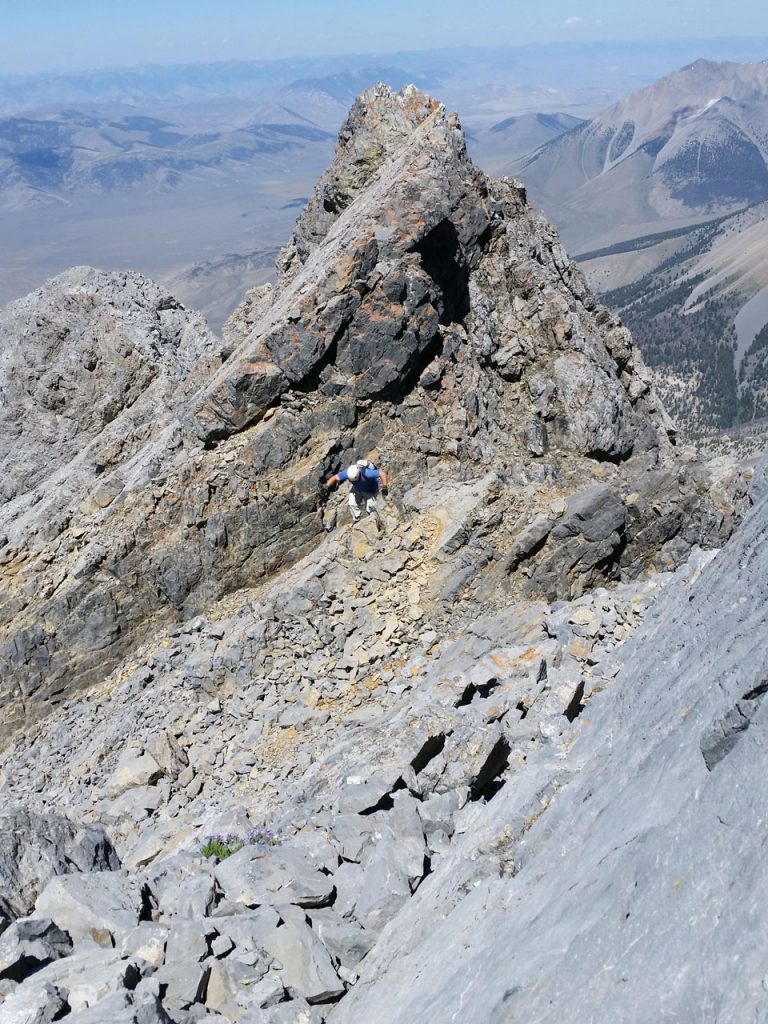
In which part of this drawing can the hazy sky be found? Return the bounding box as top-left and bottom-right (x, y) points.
(3, 0), (768, 74)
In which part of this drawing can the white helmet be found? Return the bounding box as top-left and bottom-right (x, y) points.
(346, 464), (360, 482)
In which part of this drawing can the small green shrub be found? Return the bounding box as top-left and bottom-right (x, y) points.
(201, 827), (280, 860)
(201, 833), (244, 860)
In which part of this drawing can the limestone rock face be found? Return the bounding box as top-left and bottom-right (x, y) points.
(325, 457), (768, 1024)
(0, 84), (747, 749)
(0, 807), (119, 920)
(0, 266), (221, 507)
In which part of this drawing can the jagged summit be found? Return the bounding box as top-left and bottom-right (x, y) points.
(279, 84), (448, 276)
(190, 83), (673, 456)
(0, 266), (221, 511)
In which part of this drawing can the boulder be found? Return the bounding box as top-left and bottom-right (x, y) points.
(214, 848), (335, 909)
(0, 980), (68, 1024)
(157, 873), (216, 920)
(259, 918), (344, 1005)
(153, 959), (210, 1013)
(53, 957), (142, 1014)
(62, 992), (173, 1024)
(164, 919), (217, 965)
(120, 922), (169, 967)
(0, 808), (119, 921)
(260, 999), (323, 1024)
(306, 910), (375, 970)
(0, 918), (72, 982)
(205, 957), (276, 1017)
(523, 485), (628, 600)
(106, 752), (163, 797)
(34, 872), (145, 944)
(209, 908), (281, 971)
(2, 947), (143, 1019)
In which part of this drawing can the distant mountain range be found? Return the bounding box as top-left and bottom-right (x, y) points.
(6, 39), (768, 120)
(0, 59), (442, 119)
(0, 109), (336, 210)
(508, 59), (768, 434)
(467, 112), (584, 174)
(513, 58), (768, 250)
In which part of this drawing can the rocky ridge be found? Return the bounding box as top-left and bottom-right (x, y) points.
(0, 85), (757, 1022)
(0, 85), (747, 742)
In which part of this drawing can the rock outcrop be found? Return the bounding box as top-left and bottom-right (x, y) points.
(0, 808), (119, 921)
(0, 84), (759, 1023)
(0, 85), (746, 745)
(0, 266), (222, 508)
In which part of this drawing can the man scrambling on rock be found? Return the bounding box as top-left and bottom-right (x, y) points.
(325, 459), (389, 526)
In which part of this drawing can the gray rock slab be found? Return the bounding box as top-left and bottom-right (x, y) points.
(7, 948), (145, 1018)
(0, 918), (72, 981)
(209, 934), (235, 958)
(157, 873), (216, 919)
(210, 910), (280, 981)
(120, 922), (169, 967)
(233, 997), (321, 1024)
(368, 792), (427, 881)
(55, 957), (143, 1014)
(0, 980), (68, 1024)
(551, 484), (626, 544)
(326, 817), (373, 863)
(34, 872), (144, 944)
(205, 957), (273, 1016)
(328, 862), (365, 922)
(104, 786), (165, 823)
(259, 919), (343, 1005)
(417, 791), (460, 838)
(261, 999), (324, 1024)
(164, 920), (217, 965)
(329, 464), (768, 1024)
(334, 776), (399, 815)
(0, 808), (119, 920)
(306, 909), (375, 969)
(418, 721), (509, 798)
(0, 980), (18, 1000)
(106, 751), (163, 799)
(244, 972), (285, 1011)
(353, 840), (412, 932)
(284, 830), (340, 875)
(215, 848), (334, 909)
(62, 991), (173, 1023)
(154, 959), (210, 1012)
(142, 852), (215, 902)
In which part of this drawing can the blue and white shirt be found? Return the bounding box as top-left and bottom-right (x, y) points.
(338, 466), (381, 495)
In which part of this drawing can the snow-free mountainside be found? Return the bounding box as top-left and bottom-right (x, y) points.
(0, 85), (764, 1024)
(515, 58), (768, 434)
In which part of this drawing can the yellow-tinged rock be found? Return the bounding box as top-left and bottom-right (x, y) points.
(569, 636), (594, 661)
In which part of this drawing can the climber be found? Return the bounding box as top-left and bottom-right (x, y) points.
(325, 459), (389, 525)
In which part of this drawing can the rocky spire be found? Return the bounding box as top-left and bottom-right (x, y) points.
(0, 86), (746, 744)
(190, 83), (675, 459)
(278, 84), (447, 278)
